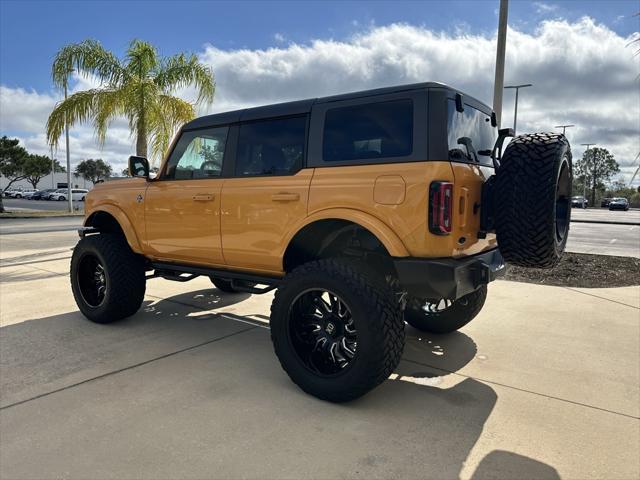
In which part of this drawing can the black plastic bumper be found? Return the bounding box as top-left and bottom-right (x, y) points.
(394, 248), (505, 300)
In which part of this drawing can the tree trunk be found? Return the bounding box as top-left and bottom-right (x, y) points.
(136, 119), (147, 158)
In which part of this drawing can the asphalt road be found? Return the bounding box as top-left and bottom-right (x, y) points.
(571, 207), (640, 225)
(0, 218), (638, 479)
(2, 197), (85, 212)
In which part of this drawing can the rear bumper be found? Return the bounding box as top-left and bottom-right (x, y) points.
(394, 248), (505, 300)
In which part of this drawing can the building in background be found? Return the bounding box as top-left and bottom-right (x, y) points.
(0, 171), (94, 191)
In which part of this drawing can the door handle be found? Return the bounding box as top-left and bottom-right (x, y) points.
(271, 192), (300, 202)
(193, 194), (214, 201)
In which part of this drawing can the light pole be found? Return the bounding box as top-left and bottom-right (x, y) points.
(492, 0), (509, 127)
(581, 143), (595, 204)
(50, 145), (55, 189)
(504, 84), (532, 133)
(555, 124), (575, 136)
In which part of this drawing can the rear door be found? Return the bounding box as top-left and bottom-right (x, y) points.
(144, 126), (228, 266)
(444, 95), (499, 256)
(220, 115), (311, 273)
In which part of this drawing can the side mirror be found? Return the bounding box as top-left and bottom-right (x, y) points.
(128, 155), (149, 178)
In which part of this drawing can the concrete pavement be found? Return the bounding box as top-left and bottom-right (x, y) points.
(0, 223), (638, 479)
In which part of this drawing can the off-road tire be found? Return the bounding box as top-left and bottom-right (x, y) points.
(495, 133), (572, 268)
(405, 285), (487, 334)
(210, 277), (255, 293)
(270, 259), (405, 402)
(71, 233), (146, 323)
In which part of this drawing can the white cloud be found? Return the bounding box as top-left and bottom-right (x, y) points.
(534, 2), (558, 14)
(273, 33), (286, 43)
(1, 17), (639, 183)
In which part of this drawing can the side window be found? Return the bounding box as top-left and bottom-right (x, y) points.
(164, 126), (228, 180)
(323, 99), (413, 162)
(236, 116), (306, 176)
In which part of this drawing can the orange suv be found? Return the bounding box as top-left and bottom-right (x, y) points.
(71, 82), (572, 401)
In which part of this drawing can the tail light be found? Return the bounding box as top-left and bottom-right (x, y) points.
(429, 181), (453, 235)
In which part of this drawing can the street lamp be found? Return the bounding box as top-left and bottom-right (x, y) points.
(555, 124), (575, 135)
(581, 143), (595, 203)
(504, 83), (532, 133)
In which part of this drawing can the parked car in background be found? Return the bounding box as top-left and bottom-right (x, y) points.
(10, 188), (36, 198)
(43, 188), (67, 200)
(608, 197), (629, 211)
(571, 196), (588, 209)
(2, 188), (21, 197)
(600, 197), (612, 208)
(29, 189), (58, 200)
(49, 188), (89, 202)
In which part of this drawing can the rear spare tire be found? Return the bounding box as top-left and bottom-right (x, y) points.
(495, 133), (572, 268)
(270, 259), (405, 402)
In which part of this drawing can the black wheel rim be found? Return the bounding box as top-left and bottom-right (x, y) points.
(288, 289), (357, 376)
(555, 158), (571, 243)
(78, 254), (107, 307)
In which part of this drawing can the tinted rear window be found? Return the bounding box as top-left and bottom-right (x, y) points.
(447, 99), (496, 166)
(236, 116), (306, 176)
(323, 99), (413, 162)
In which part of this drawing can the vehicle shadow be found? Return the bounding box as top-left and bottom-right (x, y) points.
(471, 450), (561, 479)
(0, 288), (560, 479)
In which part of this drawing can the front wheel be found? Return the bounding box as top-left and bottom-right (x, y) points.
(71, 234), (146, 323)
(405, 285), (487, 334)
(270, 259), (405, 402)
(58, 196), (66, 201)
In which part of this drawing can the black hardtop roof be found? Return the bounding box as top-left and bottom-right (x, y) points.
(183, 82), (490, 130)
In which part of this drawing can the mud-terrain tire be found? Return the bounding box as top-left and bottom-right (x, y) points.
(495, 133), (572, 268)
(71, 233), (146, 323)
(405, 285), (487, 334)
(210, 277), (255, 293)
(270, 259), (405, 402)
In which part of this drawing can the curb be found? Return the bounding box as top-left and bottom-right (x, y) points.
(571, 219), (640, 226)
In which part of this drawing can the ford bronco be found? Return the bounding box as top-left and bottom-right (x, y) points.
(71, 82), (572, 402)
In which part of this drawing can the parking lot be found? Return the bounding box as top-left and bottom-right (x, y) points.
(0, 217), (638, 479)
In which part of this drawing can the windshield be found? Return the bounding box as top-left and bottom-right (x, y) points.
(447, 99), (497, 167)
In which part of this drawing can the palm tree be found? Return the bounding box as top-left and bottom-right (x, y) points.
(47, 39), (215, 162)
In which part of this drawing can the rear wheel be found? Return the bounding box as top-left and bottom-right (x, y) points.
(270, 259), (404, 402)
(404, 285), (487, 334)
(71, 234), (146, 323)
(495, 133), (572, 268)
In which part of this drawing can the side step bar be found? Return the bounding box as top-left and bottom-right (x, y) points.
(148, 261), (283, 294)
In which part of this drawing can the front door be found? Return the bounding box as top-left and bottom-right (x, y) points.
(221, 116), (311, 273)
(145, 126), (229, 266)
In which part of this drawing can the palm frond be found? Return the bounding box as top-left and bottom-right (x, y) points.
(94, 89), (128, 145)
(155, 53), (215, 105)
(147, 94), (195, 160)
(125, 39), (159, 79)
(46, 89), (120, 146)
(51, 39), (124, 88)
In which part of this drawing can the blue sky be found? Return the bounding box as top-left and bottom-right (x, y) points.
(0, 1), (638, 182)
(1, 0), (638, 91)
